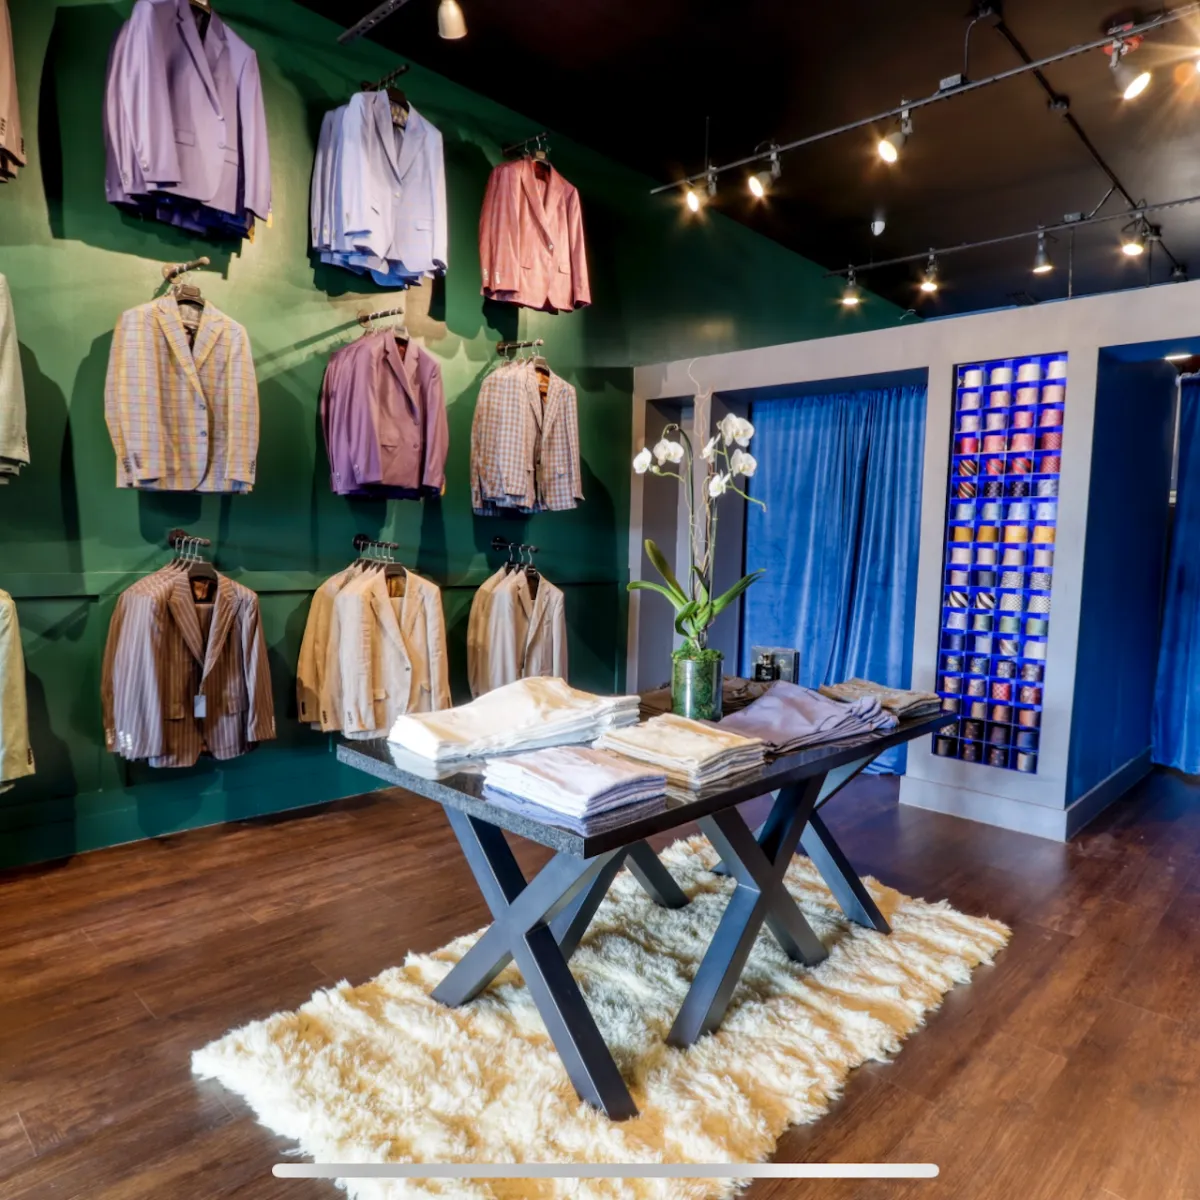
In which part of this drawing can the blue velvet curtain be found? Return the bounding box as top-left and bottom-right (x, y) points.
(1153, 380), (1200, 773)
(740, 385), (927, 772)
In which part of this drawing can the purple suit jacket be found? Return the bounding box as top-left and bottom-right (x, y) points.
(321, 335), (449, 497)
(104, 0), (270, 221)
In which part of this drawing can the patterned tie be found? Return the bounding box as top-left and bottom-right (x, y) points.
(962, 742), (980, 762)
(944, 675), (963, 693)
(1020, 663), (1042, 682)
(1009, 433), (1035, 452)
(989, 747), (1010, 767)
(1029, 571), (1052, 589)
(984, 480), (1004, 497)
(971, 614), (993, 632)
(999, 638), (1020, 656)
(998, 615), (1021, 634)
(976, 591), (996, 609)
(1028, 594), (1052, 614)
(990, 681), (1012, 702)
(1010, 457), (1033, 474)
(967, 679), (987, 698)
(983, 435), (1007, 453)
(1025, 617), (1049, 636)
(1039, 407), (1062, 427)
(1001, 571), (1023, 587)
(1042, 455), (1062, 472)
(1035, 479), (1058, 497)
(1039, 431), (1062, 450)
(1000, 593), (1023, 611)
(1012, 409), (1035, 429)
(968, 655), (988, 674)
(986, 458), (1005, 475)
(958, 480), (978, 498)
(1008, 480), (1030, 497)
(964, 719), (984, 739)
(995, 659), (1017, 678)
(1019, 685), (1042, 705)
(959, 459), (979, 476)
(947, 612), (967, 630)
(948, 590), (968, 608)
(944, 655), (964, 673)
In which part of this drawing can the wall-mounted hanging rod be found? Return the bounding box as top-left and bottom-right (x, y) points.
(353, 533), (401, 554)
(649, 2), (1200, 194)
(362, 63), (410, 91)
(359, 304), (407, 325)
(826, 191), (1200, 279)
(167, 528), (211, 550)
(496, 338), (544, 354)
(162, 256), (210, 281)
(503, 131), (550, 158)
(338, 0), (415, 43)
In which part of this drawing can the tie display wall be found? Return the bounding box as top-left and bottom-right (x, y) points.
(933, 352), (1066, 773)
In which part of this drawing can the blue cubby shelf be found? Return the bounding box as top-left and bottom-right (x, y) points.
(933, 352), (1067, 774)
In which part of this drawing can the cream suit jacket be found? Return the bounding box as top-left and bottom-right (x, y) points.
(295, 564), (357, 729)
(0, 590), (34, 789)
(0, 275), (28, 470)
(333, 569), (450, 737)
(468, 569), (568, 697)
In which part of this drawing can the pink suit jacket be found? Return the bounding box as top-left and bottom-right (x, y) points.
(479, 160), (591, 313)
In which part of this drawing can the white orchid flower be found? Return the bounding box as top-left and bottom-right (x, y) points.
(633, 448), (652, 474)
(652, 438), (684, 465)
(730, 449), (758, 477)
(717, 413), (755, 447)
(701, 436), (719, 462)
(663, 439), (685, 464)
(732, 417), (754, 446)
(708, 472), (730, 498)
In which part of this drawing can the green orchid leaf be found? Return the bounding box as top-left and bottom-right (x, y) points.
(628, 579), (688, 613)
(711, 570), (766, 618)
(691, 567), (710, 608)
(645, 539), (688, 603)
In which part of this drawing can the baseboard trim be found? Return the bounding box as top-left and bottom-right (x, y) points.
(1064, 748), (1153, 838)
(898, 777), (1070, 841)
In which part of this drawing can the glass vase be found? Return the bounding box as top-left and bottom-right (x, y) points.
(671, 653), (724, 721)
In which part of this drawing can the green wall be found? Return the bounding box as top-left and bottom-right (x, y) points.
(0, 0), (900, 869)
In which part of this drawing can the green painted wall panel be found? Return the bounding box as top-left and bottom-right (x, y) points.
(0, 0), (901, 869)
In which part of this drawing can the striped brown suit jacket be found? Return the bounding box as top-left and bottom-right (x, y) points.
(102, 567), (276, 767)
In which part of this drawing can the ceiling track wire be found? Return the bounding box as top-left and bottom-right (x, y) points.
(649, 2), (1200, 194)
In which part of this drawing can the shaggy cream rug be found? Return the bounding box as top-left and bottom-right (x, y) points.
(193, 835), (1009, 1199)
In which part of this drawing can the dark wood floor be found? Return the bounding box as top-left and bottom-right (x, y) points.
(1, 769), (1199, 1200)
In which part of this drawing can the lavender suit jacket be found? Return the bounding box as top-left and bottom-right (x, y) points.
(320, 334), (449, 497)
(104, 0), (270, 221)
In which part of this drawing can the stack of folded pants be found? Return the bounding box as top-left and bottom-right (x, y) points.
(721, 682), (898, 754)
(818, 678), (941, 720)
(483, 746), (667, 834)
(594, 714), (765, 789)
(387, 677), (640, 762)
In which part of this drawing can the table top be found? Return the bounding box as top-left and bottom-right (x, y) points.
(336, 712), (945, 858)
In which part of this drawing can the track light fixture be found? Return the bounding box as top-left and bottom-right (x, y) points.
(1032, 230), (1053, 274)
(1121, 218), (1149, 256)
(685, 187), (701, 213)
(920, 252), (939, 294)
(437, 0), (467, 39)
(706, 168), (718, 198)
(877, 109), (912, 164)
(1173, 263), (1189, 282)
(842, 269), (862, 307)
(747, 148), (781, 199)
(1108, 37), (1150, 100)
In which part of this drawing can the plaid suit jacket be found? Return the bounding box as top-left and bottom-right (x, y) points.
(101, 567), (276, 767)
(470, 362), (583, 514)
(105, 297), (259, 492)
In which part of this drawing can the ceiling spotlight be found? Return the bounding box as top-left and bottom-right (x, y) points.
(878, 108), (912, 164)
(842, 270), (862, 307)
(706, 169), (718, 198)
(1173, 263), (1189, 282)
(747, 148), (781, 199)
(437, 0), (467, 39)
(1109, 38), (1150, 100)
(685, 187), (701, 213)
(1032, 230), (1053, 275)
(920, 252), (939, 294)
(871, 214), (886, 237)
(1121, 219), (1148, 256)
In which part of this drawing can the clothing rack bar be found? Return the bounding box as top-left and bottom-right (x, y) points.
(353, 533), (400, 552)
(359, 305), (407, 325)
(161, 256), (210, 282)
(167, 528), (212, 549)
(491, 536), (540, 554)
(502, 131), (549, 158)
(361, 62), (410, 92)
(496, 338), (544, 354)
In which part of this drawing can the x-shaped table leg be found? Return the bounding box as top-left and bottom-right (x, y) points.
(432, 809), (639, 1119)
(668, 775), (829, 1048)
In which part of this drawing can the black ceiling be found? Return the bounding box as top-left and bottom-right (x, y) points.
(301, 0), (1200, 315)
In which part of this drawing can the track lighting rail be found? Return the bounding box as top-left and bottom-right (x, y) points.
(825, 192), (1200, 279)
(649, 2), (1200, 194)
(338, 0), (415, 44)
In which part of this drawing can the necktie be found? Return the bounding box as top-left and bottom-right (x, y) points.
(1011, 409), (1035, 429)
(1028, 595), (1052, 614)
(946, 612), (967, 630)
(964, 719), (984, 738)
(962, 368), (984, 387)
(942, 698), (961, 713)
(986, 458), (1005, 475)
(969, 655), (989, 673)
(991, 703), (1012, 722)
(947, 589), (968, 608)
(976, 548), (998, 565)
(1026, 616), (1049, 635)
(958, 480), (978, 498)
(1019, 685), (1042, 705)
(978, 525), (1000, 543)
(1009, 433), (1035, 452)
(962, 742), (980, 762)
(1017, 751), (1037, 773)
(1042, 384), (1066, 405)
(1035, 479), (1057, 497)
(1015, 385), (1039, 404)
(984, 480), (1004, 497)
(1017, 363), (1042, 383)
(1008, 480), (1030, 497)
(971, 614), (993, 632)
(949, 570), (970, 585)
(975, 570), (997, 586)
(954, 503), (974, 520)
(1010, 457), (1032, 474)
(1020, 663), (1043, 682)
(995, 659), (1017, 678)
(943, 655), (964, 673)
(983, 434), (1007, 452)
(1000, 593), (1023, 611)
(1027, 641), (1047, 660)
(950, 548), (971, 564)
(935, 737), (956, 757)
(985, 413), (1007, 431)
(974, 635), (993, 654)
(952, 527), (973, 542)
(998, 615), (1021, 634)
(959, 459), (979, 476)
(969, 700), (988, 719)
(990, 386), (1012, 404)
(1039, 431), (1062, 450)
(981, 502), (1002, 519)
(1016, 730), (1038, 750)
(976, 591), (996, 609)
(1042, 455), (1061, 472)
(1039, 407), (1062, 428)
(1032, 525), (1056, 544)
(1001, 570), (1023, 587)
(960, 414), (981, 432)
(1003, 526), (1029, 544)
(1035, 502), (1056, 520)
(1018, 708), (1040, 727)
(1033, 548), (1054, 566)
(943, 674), (962, 693)
(967, 678), (987, 697)
(1030, 571), (1052, 589)
(944, 633), (965, 651)
(958, 437), (980, 454)
(959, 390), (981, 409)
(1002, 548), (1026, 565)
(999, 638), (1019, 656)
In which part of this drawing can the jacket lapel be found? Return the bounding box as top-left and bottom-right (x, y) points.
(166, 573), (206, 668)
(152, 298), (205, 400)
(368, 572), (408, 656)
(383, 335), (418, 417)
(399, 574), (425, 641)
(522, 363), (543, 431)
(369, 91), (403, 185)
(190, 304), (224, 374)
(176, 0), (222, 117)
(541, 372), (564, 442)
(395, 106), (427, 184)
(518, 159), (556, 251)
(202, 576), (239, 683)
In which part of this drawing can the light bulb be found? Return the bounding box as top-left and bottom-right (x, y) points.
(437, 0), (467, 39)
(1033, 234), (1053, 275)
(1122, 223), (1147, 256)
(685, 188), (701, 213)
(842, 273), (861, 307)
(877, 132), (903, 163)
(1111, 55), (1150, 100)
(920, 253), (939, 294)
(748, 173), (766, 198)
(1123, 238), (1145, 257)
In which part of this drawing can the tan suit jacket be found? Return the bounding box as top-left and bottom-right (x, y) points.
(468, 570), (568, 697)
(0, 589), (33, 788)
(333, 569), (450, 737)
(0, 274), (28, 470)
(296, 564), (357, 728)
(102, 567), (276, 767)
(0, 0), (25, 176)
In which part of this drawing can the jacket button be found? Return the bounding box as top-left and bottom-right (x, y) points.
(548, 243), (555, 251)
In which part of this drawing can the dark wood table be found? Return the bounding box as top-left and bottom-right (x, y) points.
(338, 713), (945, 1120)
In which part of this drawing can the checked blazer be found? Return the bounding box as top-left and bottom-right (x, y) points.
(470, 361), (583, 515)
(105, 296), (259, 492)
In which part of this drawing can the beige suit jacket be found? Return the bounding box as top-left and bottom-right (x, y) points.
(0, 275), (28, 469)
(296, 564), (358, 728)
(0, 589), (33, 788)
(0, 0), (24, 175)
(334, 569), (450, 737)
(468, 570), (568, 696)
